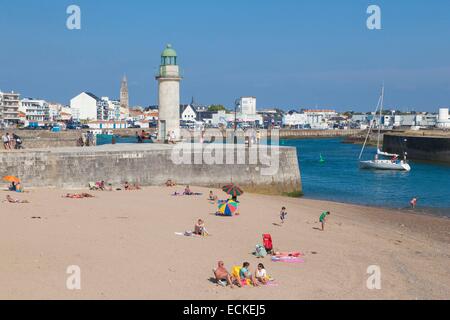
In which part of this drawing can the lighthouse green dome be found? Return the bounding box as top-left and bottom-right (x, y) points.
(161, 44), (177, 57)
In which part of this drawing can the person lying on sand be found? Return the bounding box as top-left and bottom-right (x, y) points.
(64, 193), (94, 199)
(165, 179), (176, 187)
(5, 195), (29, 203)
(124, 182), (141, 191)
(240, 262), (258, 287)
(214, 261), (239, 288)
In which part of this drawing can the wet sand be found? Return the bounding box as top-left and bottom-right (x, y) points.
(0, 186), (449, 300)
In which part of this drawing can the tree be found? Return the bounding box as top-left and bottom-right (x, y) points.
(208, 105), (227, 112)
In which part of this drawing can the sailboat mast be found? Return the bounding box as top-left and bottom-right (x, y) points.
(377, 85), (384, 150)
(359, 93), (382, 160)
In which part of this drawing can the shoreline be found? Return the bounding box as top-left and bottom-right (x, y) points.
(301, 195), (450, 219)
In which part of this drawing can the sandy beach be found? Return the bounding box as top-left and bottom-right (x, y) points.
(0, 186), (449, 300)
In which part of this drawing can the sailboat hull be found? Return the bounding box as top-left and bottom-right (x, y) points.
(359, 160), (411, 172)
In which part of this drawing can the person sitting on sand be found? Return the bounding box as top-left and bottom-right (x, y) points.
(194, 219), (209, 236)
(255, 263), (268, 285)
(320, 211), (331, 231)
(184, 185), (193, 196)
(208, 191), (218, 201)
(5, 195), (29, 203)
(240, 262), (258, 287)
(214, 261), (239, 288)
(9, 181), (17, 192)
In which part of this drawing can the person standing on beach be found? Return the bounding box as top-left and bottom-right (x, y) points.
(320, 211), (330, 231)
(280, 207), (288, 224)
(2, 133), (11, 150)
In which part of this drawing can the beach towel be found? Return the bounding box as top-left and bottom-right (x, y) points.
(274, 252), (303, 258)
(271, 256), (304, 263)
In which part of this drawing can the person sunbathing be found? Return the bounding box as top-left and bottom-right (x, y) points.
(213, 261), (239, 288)
(240, 262), (259, 287)
(194, 219), (209, 236)
(64, 193), (94, 199)
(166, 179), (176, 187)
(183, 185), (193, 195)
(124, 182), (141, 191)
(255, 263), (268, 285)
(5, 195), (29, 203)
(208, 191), (218, 201)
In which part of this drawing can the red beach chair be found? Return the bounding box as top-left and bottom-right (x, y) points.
(263, 234), (273, 254)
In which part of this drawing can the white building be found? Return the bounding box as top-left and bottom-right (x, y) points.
(240, 97), (257, 115)
(0, 91), (20, 124)
(437, 108), (450, 128)
(20, 98), (49, 124)
(180, 104), (197, 122)
(70, 92), (103, 121)
(211, 110), (263, 127)
(283, 112), (308, 127)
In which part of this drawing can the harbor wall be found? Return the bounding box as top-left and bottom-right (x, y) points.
(0, 144), (302, 196)
(383, 134), (450, 164)
(0, 129), (363, 149)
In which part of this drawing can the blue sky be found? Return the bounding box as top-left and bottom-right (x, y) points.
(1, 0), (449, 111)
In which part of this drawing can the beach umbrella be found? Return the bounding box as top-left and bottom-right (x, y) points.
(222, 184), (244, 197)
(218, 200), (239, 216)
(3, 176), (20, 183)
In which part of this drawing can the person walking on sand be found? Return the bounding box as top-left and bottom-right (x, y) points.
(280, 207), (288, 224)
(410, 197), (418, 209)
(319, 211), (331, 231)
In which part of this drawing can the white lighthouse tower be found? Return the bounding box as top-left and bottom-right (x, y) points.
(156, 44), (182, 142)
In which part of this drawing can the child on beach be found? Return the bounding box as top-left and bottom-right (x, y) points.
(240, 262), (259, 287)
(319, 211), (331, 231)
(280, 207), (288, 224)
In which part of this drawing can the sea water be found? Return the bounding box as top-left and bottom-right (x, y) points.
(281, 138), (450, 217)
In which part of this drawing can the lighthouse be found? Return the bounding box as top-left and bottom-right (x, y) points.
(156, 44), (182, 142)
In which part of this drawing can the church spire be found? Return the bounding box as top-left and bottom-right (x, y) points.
(120, 75), (129, 109)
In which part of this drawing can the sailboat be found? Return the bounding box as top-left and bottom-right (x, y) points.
(359, 86), (411, 172)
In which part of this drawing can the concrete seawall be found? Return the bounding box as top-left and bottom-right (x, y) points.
(0, 128), (363, 149)
(384, 133), (450, 164)
(0, 144), (302, 195)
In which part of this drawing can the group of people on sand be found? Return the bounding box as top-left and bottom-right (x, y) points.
(89, 181), (141, 192)
(279, 206), (331, 231)
(214, 261), (269, 288)
(2, 133), (23, 150)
